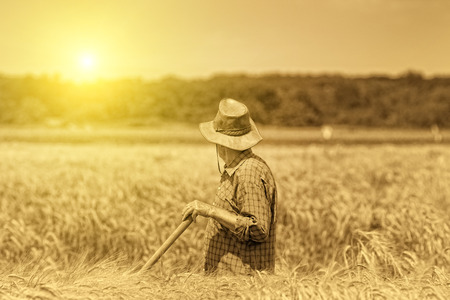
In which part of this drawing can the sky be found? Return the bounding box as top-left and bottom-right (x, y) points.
(0, 0), (449, 81)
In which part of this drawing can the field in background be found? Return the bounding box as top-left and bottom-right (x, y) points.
(0, 127), (449, 299)
(0, 124), (448, 144)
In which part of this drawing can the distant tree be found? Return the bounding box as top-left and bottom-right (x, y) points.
(0, 72), (448, 127)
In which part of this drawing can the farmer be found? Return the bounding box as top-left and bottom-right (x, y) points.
(182, 98), (277, 274)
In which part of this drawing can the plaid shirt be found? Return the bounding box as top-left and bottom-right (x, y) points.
(203, 149), (277, 274)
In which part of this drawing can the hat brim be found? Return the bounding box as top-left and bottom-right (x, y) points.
(199, 118), (263, 151)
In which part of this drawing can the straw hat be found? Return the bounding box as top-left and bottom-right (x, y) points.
(199, 98), (263, 151)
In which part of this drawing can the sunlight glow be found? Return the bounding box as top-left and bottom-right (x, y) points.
(74, 52), (100, 82)
(79, 53), (96, 70)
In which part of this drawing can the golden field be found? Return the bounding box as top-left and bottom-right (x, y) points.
(0, 127), (449, 299)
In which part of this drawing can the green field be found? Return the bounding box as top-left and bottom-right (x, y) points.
(0, 127), (449, 299)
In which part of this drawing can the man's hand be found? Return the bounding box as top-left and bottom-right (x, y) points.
(181, 200), (214, 222)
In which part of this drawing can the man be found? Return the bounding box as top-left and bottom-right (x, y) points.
(182, 98), (277, 274)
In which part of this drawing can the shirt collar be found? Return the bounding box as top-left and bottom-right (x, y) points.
(223, 149), (253, 176)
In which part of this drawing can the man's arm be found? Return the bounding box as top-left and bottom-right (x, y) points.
(236, 179), (273, 242)
(181, 200), (254, 233)
(181, 196), (270, 243)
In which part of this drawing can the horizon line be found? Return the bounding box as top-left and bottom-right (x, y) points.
(0, 69), (449, 83)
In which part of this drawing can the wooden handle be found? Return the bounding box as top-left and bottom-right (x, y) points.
(138, 217), (193, 273)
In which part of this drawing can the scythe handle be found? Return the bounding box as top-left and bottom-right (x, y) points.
(138, 217), (193, 273)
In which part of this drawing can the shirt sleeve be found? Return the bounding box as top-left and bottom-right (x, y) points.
(232, 178), (272, 243)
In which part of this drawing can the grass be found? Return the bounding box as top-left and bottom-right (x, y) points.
(0, 127), (449, 299)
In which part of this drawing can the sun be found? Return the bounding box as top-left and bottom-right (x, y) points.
(74, 52), (99, 82)
(79, 53), (96, 71)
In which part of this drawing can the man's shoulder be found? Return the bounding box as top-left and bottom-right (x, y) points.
(235, 154), (273, 181)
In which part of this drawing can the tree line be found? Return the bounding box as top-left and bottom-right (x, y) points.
(0, 71), (448, 127)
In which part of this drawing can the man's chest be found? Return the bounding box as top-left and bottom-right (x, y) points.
(213, 175), (239, 212)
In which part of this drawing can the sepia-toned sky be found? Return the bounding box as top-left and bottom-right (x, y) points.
(1, 0), (449, 81)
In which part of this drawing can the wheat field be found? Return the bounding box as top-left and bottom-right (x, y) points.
(0, 130), (449, 299)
